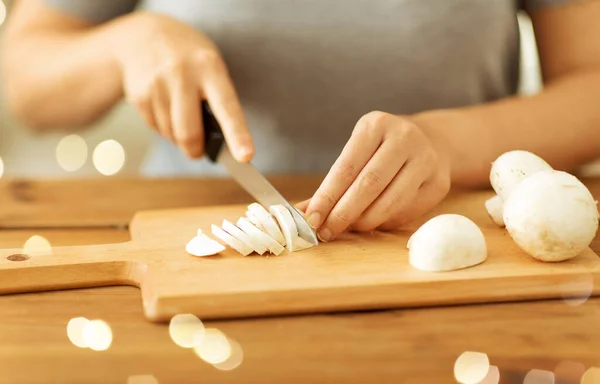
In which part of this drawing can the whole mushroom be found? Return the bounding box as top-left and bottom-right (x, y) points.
(503, 170), (599, 262)
(490, 150), (553, 201)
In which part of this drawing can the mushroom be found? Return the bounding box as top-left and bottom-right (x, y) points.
(221, 219), (267, 255)
(247, 203), (287, 246)
(185, 229), (226, 257)
(490, 150), (553, 201)
(484, 195), (505, 228)
(236, 217), (286, 256)
(503, 170), (599, 262)
(407, 214), (487, 272)
(269, 205), (314, 252)
(211, 224), (253, 256)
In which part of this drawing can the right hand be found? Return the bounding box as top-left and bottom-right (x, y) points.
(110, 12), (253, 162)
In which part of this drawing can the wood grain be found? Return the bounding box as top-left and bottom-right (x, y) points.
(0, 177), (599, 383)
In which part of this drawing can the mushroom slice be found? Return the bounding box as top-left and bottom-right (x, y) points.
(407, 214), (487, 272)
(245, 210), (267, 232)
(484, 195), (505, 228)
(269, 205), (316, 252)
(247, 203), (287, 246)
(236, 217), (285, 256)
(211, 224), (253, 256)
(186, 232), (226, 257)
(221, 219), (267, 255)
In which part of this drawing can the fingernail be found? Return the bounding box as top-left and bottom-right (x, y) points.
(236, 146), (253, 162)
(307, 213), (322, 228)
(318, 228), (332, 242)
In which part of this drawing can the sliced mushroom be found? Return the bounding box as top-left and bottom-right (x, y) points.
(247, 203), (287, 246)
(245, 210), (267, 232)
(269, 205), (316, 252)
(484, 195), (505, 228)
(236, 217), (285, 256)
(211, 224), (253, 256)
(221, 219), (267, 255)
(186, 230), (226, 257)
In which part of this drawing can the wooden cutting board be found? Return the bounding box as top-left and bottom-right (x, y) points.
(0, 190), (598, 322)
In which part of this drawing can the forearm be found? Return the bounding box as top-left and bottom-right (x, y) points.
(412, 70), (600, 188)
(1, 15), (130, 130)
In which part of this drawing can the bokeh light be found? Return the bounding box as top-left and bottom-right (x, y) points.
(523, 369), (555, 384)
(169, 314), (205, 348)
(82, 319), (113, 351)
(126, 375), (160, 384)
(193, 328), (232, 365)
(454, 351), (490, 384)
(212, 336), (244, 371)
(93, 139), (125, 176)
(56, 134), (88, 172)
(581, 367), (600, 384)
(0, 0), (6, 26)
(561, 273), (594, 307)
(67, 317), (90, 348)
(23, 235), (53, 256)
(0, 156), (4, 179)
(476, 365), (499, 384)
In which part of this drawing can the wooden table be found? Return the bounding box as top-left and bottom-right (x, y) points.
(0, 176), (599, 384)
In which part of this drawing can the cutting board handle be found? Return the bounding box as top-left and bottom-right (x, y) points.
(0, 242), (147, 295)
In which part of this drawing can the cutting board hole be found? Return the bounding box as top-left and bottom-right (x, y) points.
(7, 254), (30, 262)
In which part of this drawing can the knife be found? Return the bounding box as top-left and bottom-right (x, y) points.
(201, 101), (319, 246)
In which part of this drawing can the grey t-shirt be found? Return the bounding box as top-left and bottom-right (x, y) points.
(44, 0), (576, 177)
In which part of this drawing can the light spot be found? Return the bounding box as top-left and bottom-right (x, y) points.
(22, 235), (53, 256)
(476, 365), (500, 384)
(56, 134), (88, 172)
(67, 317), (90, 348)
(0, 0), (6, 26)
(561, 273), (594, 306)
(168, 314), (205, 348)
(193, 328), (232, 365)
(82, 319), (113, 351)
(213, 336), (244, 371)
(553, 360), (585, 383)
(454, 351), (490, 384)
(0, 156), (4, 179)
(581, 367), (600, 384)
(93, 140), (125, 176)
(126, 375), (160, 384)
(523, 369), (555, 384)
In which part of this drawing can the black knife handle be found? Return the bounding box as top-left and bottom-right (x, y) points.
(202, 100), (225, 163)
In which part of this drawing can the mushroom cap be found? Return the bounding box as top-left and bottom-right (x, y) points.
(408, 214), (487, 272)
(490, 150), (553, 201)
(503, 170), (599, 262)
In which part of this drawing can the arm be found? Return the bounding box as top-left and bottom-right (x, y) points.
(412, 0), (600, 188)
(0, 0), (134, 130)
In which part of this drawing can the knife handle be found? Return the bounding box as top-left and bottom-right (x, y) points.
(202, 100), (225, 163)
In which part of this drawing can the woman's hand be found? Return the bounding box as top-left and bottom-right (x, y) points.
(111, 12), (253, 161)
(299, 111), (451, 242)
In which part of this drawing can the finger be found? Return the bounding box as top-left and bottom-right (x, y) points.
(316, 139), (407, 241)
(295, 199), (311, 213)
(378, 178), (447, 231)
(152, 79), (175, 143)
(304, 117), (384, 229)
(168, 69), (203, 158)
(200, 54), (254, 162)
(351, 158), (427, 232)
(133, 95), (159, 133)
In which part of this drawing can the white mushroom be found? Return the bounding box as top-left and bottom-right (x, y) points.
(490, 150), (553, 201)
(503, 170), (599, 262)
(236, 217), (285, 256)
(185, 230), (226, 257)
(484, 195), (505, 228)
(211, 224), (253, 256)
(221, 219), (267, 255)
(407, 214), (487, 272)
(269, 205), (314, 252)
(245, 210), (267, 232)
(247, 203), (287, 246)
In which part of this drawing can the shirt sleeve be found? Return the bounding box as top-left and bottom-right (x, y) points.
(523, 0), (584, 11)
(42, 0), (140, 23)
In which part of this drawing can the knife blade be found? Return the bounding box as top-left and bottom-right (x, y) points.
(202, 101), (318, 246)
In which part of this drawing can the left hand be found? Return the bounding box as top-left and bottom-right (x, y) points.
(297, 111), (451, 242)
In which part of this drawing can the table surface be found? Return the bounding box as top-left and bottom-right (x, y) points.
(0, 176), (599, 384)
